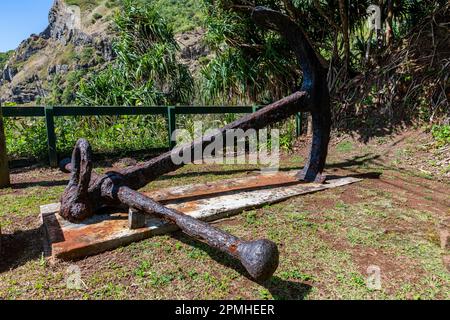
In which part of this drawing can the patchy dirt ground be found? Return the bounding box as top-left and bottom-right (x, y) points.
(0, 128), (449, 300)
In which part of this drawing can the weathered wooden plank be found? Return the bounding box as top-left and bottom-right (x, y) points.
(41, 171), (361, 262)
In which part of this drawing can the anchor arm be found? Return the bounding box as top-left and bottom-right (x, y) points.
(252, 7), (331, 183)
(60, 140), (279, 281)
(61, 91), (308, 215)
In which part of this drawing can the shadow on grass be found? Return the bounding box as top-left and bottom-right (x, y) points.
(264, 276), (312, 300)
(0, 226), (43, 274)
(326, 153), (381, 169)
(150, 153), (384, 182)
(7, 160), (380, 191)
(172, 232), (312, 300)
(326, 171), (382, 181)
(10, 179), (69, 190)
(8, 150), (384, 191)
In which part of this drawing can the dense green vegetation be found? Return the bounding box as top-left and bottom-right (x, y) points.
(3, 0), (449, 160)
(64, 0), (104, 12)
(200, 1), (448, 106)
(73, 0), (448, 118)
(0, 51), (13, 70)
(154, 0), (206, 33)
(432, 125), (450, 147)
(78, 0), (194, 106)
(4, 115), (169, 159)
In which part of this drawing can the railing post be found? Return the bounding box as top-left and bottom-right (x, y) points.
(296, 112), (303, 137)
(45, 106), (58, 167)
(167, 106), (176, 149)
(0, 103), (10, 188)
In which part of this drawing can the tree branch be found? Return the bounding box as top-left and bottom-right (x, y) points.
(313, 0), (340, 31)
(251, 6), (328, 78)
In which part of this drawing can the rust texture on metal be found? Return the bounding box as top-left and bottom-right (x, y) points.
(252, 7), (331, 183)
(150, 171), (303, 204)
(58, 7), (331, 281)
(118, 186), (279, 281)
(60, 140), (279, 281)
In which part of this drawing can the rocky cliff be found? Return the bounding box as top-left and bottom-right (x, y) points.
(0, 0), (116, 104)
(0, 0), (210, 105)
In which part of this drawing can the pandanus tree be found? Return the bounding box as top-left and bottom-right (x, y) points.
(77, 0), (194, 106)
(201, 0), (447, 99)
(200, 0), (371, 103)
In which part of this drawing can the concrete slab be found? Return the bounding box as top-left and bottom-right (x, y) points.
(40, 171), (362, 261)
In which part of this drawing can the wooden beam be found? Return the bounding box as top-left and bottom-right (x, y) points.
(41, 172), (362, 261)
(0, 104), (10, 188)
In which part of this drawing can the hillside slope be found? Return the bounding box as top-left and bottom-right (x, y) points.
(0, 0), (208, 105)
(0, 0), (119, 104)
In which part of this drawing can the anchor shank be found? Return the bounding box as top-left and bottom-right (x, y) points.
(117, 186), (240, 251)
(119, 91), (308, 190)
(117, 186), (279, 281)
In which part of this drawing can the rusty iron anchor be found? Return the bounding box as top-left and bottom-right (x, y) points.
(59, 93), (308, 281)
(60, 138), (280, 281)
(58, 7), (331, 281)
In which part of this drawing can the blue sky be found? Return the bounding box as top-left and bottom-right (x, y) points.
(0, 0), (54, 52)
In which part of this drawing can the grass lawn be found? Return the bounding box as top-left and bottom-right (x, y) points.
(0, 129), (449, 299)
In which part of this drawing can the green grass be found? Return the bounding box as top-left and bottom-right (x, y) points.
(0, 50), (13, 70)
(154, 0), (206, 33)
(431, 124), (450, 147)
(336, 141), (354, 153)
(0, 185), (65, 228)
(0, 139), (449, 299)
(64, 0), (103, 12)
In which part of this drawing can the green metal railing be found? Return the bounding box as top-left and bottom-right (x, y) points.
(1, 105), (303, 167)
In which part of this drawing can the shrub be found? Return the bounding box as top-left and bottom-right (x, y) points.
(432, 124), (450, 147)
(77, 0), (194, 106)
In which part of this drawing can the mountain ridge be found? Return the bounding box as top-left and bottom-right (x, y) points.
(0, 0), (117, 104)
(0, 0), (208, 105)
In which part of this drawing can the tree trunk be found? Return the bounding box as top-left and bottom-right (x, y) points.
(307, 114), (313, 136)
(313, 0), (340, 31)
(365, 28), (374, 64)
(0, 104), (10, 188)
(338, 0), (350, 75)
(385, 0), (394, 47)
